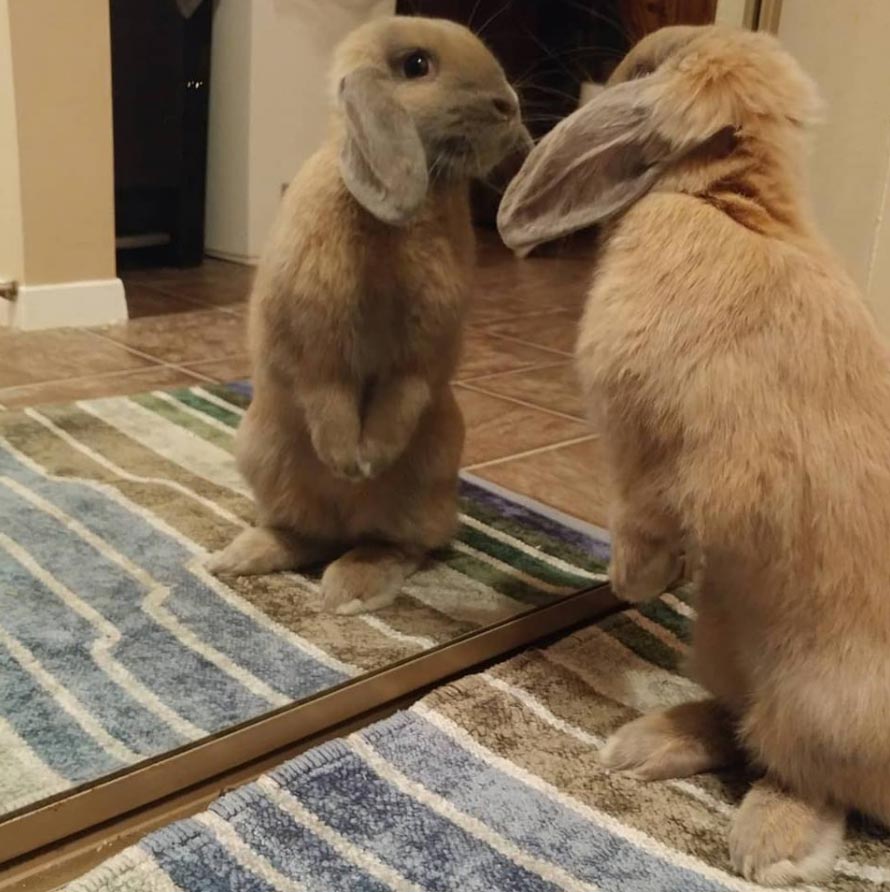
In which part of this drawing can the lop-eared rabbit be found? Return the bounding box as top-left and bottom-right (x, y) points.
(209, 16), (529, 615)
(499, 24), (890, 886)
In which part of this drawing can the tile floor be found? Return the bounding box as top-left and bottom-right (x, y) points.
(0, 234), (610, 527)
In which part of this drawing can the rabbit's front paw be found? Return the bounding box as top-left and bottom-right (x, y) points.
(609, 534), (683, 603)
(313, 441), (366, 482)
(356, 436), (404, 480)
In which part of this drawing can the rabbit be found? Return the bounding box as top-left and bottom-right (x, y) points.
(207, 16), (529, 615)
(498, 24), (890, 886)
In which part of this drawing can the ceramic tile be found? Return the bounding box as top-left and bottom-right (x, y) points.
(123, 282), (203, 319)
(457, 331), (563, 381)
(124, 259), (255, 308)
(0, 366), (206, 409)
(154, 276), (252, 308)
(485, 310), (579, 355)
(124, 258), (252, 287)
(473, 436), (611, 528)
(468, 248), (590, 325)
(455, 386), (590, 468)
(1, 240), (601, 512)
(183, 356), (253, 383)
(0, 328), (156, 389)
(467, 363), (587, 419)
(93, 309), (248, 365)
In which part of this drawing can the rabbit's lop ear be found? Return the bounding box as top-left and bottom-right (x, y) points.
(497, 80), (665, 256)
(499, 28), (820, 256)
(497, 76), (729, 256)
(338, 67), (429, 225)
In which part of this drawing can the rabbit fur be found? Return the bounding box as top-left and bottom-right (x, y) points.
(208, 16), (528, 615)
(499, 25), (890, 886)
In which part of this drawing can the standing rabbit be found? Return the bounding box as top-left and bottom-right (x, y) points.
(209, 16), (529, 615)
(499, 25), (890, 886)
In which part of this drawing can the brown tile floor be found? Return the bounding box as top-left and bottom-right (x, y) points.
(0, 239), (610, 527)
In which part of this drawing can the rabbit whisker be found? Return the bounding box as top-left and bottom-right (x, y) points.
(474, 0), (515, 39)
(467, 0), (485, 31)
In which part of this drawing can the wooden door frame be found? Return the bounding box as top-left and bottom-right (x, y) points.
(717, 0), (781, 31)
(756, 0), (784, 32)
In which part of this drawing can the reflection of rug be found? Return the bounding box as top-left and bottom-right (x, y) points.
(0, 384), (607, 814)
(66, 603), (890, 892)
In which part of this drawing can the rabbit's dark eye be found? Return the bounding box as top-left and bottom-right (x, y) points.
(402, 50), (431, 79)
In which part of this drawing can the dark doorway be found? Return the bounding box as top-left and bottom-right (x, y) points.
(396, 0), (717, 226)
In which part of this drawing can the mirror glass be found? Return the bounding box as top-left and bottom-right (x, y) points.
(0, 0), (714, 839)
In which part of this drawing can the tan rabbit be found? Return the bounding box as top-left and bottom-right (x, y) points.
(207, 16), (528, 615)
(499, 24), (890, 886)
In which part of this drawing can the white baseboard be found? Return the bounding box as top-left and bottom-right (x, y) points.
(2, 278), (128, 331)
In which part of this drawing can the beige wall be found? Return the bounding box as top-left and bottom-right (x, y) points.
(205, 0), (394, 263)
(777, 0), (890, 332)
(0, 0), (24, 284)
(7, 0), (116, 286)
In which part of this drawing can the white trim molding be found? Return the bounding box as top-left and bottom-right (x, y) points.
(2, 278), (128, 331)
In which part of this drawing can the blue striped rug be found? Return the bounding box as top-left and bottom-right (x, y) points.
(65, 602), (890, 892)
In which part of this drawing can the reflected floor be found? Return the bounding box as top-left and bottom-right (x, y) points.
(0, 382), (609, 816)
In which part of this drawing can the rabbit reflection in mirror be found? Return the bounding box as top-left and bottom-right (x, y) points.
(208, 16), (529, 617)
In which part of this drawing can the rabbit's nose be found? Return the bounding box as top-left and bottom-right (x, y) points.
(491, 93), (519, 120)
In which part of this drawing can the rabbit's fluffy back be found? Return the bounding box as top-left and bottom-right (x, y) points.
(574, 28), (890, 819)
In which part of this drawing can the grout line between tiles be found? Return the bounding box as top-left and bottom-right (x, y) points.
(455, 381), (586, 423)
(164, 365), (219, 385)
(125, 284), (214, 313)
(0, 363), (211, 401)
(476, 329), (574, 358)
(0, 364), (162, 392)
(463, 433), (599, 473)
(466, 309), (546, 324)
(84, 327), (246, 370)
(83, 327), (172, 366)
(466, 309), (569, 330)
(179, 356), (250, 371)
(173, 364), (221, 384)
(455, 361), (564, 386)
(466, 307), (576, 327)
(135, 283), (248, 315)
(456, 360), (570, 386)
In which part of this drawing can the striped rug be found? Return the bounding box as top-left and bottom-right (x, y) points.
(0, 384), (607, 815)
(65, 600), (890, 892)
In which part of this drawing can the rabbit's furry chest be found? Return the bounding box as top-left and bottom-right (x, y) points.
(341, 280), (464, 376)
(322, 211), (469, 381)
(254, 161), (470, 388)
